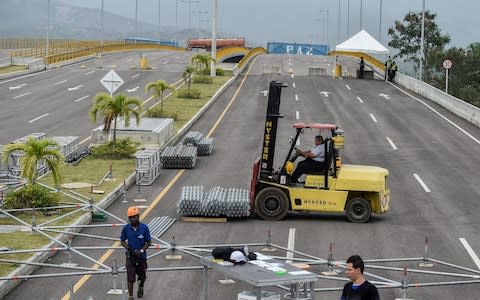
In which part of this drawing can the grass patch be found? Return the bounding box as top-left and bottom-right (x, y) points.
(152, 71), (233, 131)
(0, 65), (27, 75)
(0, 232), (50, 277)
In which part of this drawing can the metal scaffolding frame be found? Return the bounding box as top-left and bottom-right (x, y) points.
(1, 188), (480, 299)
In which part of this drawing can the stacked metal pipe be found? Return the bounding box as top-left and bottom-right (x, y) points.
(177, 185), (251, 218)
(197, 137), (214, 156)
(160, 145), (197, 169)
(182, 131), (203, 146)
(177, 185), (204, 216)
(147, 216), (176, 238)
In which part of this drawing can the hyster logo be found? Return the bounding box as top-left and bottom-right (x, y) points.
(303, 199), (327, 205)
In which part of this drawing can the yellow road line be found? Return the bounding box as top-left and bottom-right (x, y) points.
(206, 56), (259, 138)
(61, 56), (259, 300)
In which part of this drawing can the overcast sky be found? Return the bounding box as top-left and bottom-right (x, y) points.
(68, 0), (476, 48)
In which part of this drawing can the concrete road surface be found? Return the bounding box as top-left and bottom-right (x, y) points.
(3, 54), (480, 300)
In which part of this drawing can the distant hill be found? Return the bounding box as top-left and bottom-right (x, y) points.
(0, 0), (211, 45)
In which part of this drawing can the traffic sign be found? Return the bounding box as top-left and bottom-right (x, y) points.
(443, 59), (452, 69)
(100, 69), (124, 95)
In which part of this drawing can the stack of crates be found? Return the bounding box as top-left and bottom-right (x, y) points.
(51, 136), (80, 158)
(9, 133), (47, 177)
(135, 148), (161, 186)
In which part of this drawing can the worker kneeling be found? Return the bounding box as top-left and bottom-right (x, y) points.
(290, 135), (325, 183)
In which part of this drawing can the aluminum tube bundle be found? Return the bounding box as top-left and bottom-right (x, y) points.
(177, 185), (204, 215)
(182, 131), (203, 146)
(160, 145), (197, 169)
(197, 137), (214, 156)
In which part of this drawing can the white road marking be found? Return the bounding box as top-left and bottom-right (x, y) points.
(131, 73), (140, 79)
(175, 56), (179, 59)
(291, 74), (295, 79)
(13, 92), (31, 99)
(126, 58), (133, 63)
(370, 113), (378, 123)
(67, 85), (83, 91)
(356, 96), (364, 103)
(345, 84), (351, 90)
(459, 238), (480, 270)
(9, 83), (27, 90)
(389, 82), (480, 145)
(85, 70), (95, 75)
(163, 61), (169, 65)
(413, 173), (431, 193)
(74, 95), (90, 103)
(379, 93), (391, 100)
(126, 87), (140, 93)
(54, 80), (68, 85)
(295, 94), (299, 101)
(296, 111), (300, 120)
(28, 113), (49, 123)
(386, 137), (398, 150)
(320, 91), (331, 97)
(286, 228), (296, 264)
(292, 83), (296, 88)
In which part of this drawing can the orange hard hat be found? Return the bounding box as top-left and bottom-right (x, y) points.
(127, 206), (140, 217)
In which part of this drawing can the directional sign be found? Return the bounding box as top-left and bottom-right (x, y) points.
(320, 91), (331, 97)
(443, 59), (452, 69)
(100, 69), (124, 95)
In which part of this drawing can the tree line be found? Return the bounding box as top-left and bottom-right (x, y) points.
(388, 11), (480, 107)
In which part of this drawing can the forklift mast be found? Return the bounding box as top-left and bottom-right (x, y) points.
(259, 81), (287, 177)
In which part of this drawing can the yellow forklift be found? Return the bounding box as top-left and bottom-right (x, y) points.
(249, 81), (390, 222)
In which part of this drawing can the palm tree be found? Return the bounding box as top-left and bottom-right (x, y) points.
(145, 80), (174, 110)
(191, 53), (215, 76)
(183, 66), (195, 97)
(1, 138), (63, 186)
(89, 93), (143, 148)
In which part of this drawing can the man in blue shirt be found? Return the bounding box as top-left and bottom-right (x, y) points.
(291, 135), (326, 183)
(341, 255), (380, 300)
(121, 206), (151, 300)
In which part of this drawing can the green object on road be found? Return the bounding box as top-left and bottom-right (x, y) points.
(92, 211), (108, 222)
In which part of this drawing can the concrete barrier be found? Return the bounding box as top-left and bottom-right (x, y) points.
(396, 72), (480, 127)
(27, 58), (46, 72)
(0, 57), (11, 68)
(308, 67), (328, 76)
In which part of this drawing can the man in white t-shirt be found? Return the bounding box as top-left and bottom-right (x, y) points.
(291, 135), (325, 183)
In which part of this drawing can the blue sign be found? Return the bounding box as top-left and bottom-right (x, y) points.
(267, 42), (329, 55)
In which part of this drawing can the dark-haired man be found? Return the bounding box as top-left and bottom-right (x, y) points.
(290, 135), (325, 183)
(340, 255), (379, 300)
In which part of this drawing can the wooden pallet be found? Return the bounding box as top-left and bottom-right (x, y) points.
(180, 217), (227, 223)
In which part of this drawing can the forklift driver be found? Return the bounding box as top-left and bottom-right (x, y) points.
(290, 135), (325, 183)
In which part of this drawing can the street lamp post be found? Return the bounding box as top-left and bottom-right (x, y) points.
(360, 0), (363, 30)
(46, 0), (50, 59)
(158, 0), (161, 43)
(101, 0), (104, 51)
(135, 0), (138, 39)
(419, 0), (426, 81)
(175, 0), (179, 46)
(347, 0), (350, 37)
(210, 0), (217, 78)
(379, 0), (383, 43)
(337, 0), (341, 43)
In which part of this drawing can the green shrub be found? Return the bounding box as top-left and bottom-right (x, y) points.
(216, 68), (225, 76)
(91, 137), (140, 159)
(177, 88), (201, 99)
(200, 67), (225, 76)
(4, 185), (61, 209)
(145, 107), (179, 120)
(193, 75), (213, 84)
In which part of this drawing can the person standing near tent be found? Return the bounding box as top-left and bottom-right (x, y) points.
(388, 61), (398, 82)
(359, 57), (365, 78)
(384, 56), (393, 80)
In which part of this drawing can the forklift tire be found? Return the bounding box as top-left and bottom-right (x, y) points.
(345, 197), (372, 223)
(255, 187), (289, 221)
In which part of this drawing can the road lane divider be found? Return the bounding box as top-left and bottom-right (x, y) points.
(413, 173), (431, 193)
(296, 111), (300, 120)
(291, 74), (295, 79)
(28, 113), (49, 123)
(386, 137), (398, 150)
(131, 73), (140, 79)
(292, 83), (296, 89)
(54, 80), (68, 85)
(13, 92), (31, 99)
(345, 84), (351, 90)
(295, 94), (299, 101)
(459, 238), (480, 270)
(68, 85), (83, 92)
(85, 70), (95, 75)
(370, 113), (378, 123)
(75, 95), (91, 103)
(9, 83), (27, 90)
(356, 96), (364, 103)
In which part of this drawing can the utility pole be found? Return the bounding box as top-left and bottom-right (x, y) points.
(419, 0), (426, 81)
(210, 0), (217, 78)
(360, 0), (363, 30)
(101, 0), (104, 52)
(135, 0), (138, 38)
(175, 0), (179, 46)
(46, 0), (50, 59)
(379, 0), (383, 43)
(337, 0), (341, 43)
(347, 0), (350, 37)
(158, 0), (161, 43)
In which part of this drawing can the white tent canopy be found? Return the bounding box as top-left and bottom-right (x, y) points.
(335, 30), (389, 54)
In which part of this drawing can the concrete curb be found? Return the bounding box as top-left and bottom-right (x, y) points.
(396, 72), (480, 127)
(0, 173), (136, 298)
